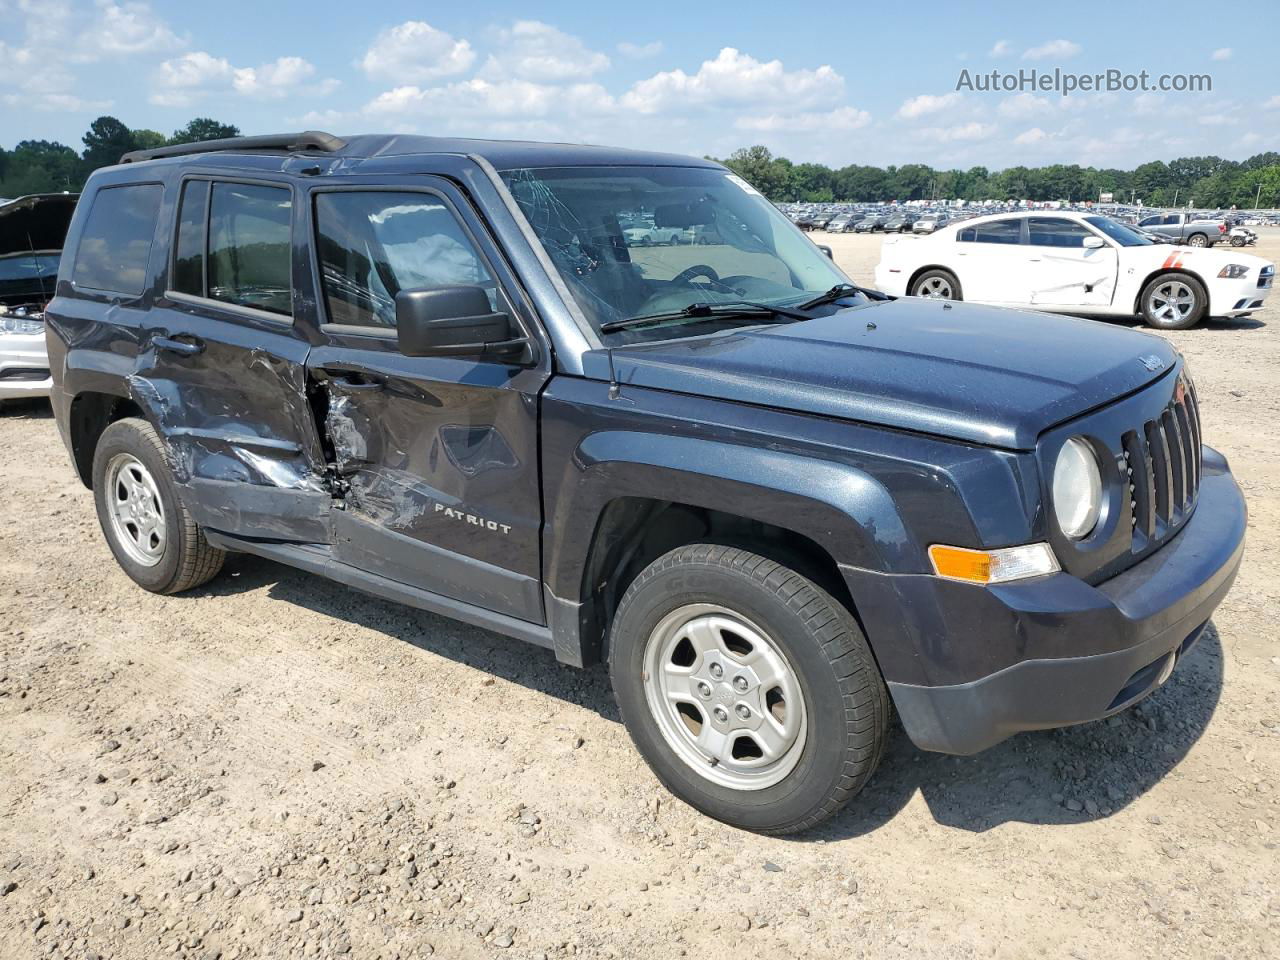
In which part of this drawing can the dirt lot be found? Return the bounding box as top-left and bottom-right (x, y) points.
(2, 231), (1278, 960)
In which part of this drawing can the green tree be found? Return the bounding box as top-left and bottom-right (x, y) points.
(170, 118), (241, 145)
(81, 115), (137, 174)
(0, 140), (81, 195)
(131, 129), (168, 151)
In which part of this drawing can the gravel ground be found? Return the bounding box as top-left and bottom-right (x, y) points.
(1, 230), (1278, 960)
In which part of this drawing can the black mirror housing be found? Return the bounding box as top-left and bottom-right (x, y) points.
(395, 286), (531, 362)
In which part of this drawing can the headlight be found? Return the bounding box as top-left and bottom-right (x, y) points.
(0, 315), (44, 335)
(1053, 437), (1102, 540)
(1217, 264), (1250, 279)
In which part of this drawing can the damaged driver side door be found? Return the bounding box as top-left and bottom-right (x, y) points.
(304, 180), (550, 625)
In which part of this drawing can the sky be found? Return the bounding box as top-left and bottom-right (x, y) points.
(2, 0), (1278, 171)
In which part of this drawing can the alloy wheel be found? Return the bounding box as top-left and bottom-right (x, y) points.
(642, 603), (808, 791)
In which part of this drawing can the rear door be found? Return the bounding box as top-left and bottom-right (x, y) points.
(953, 217), (1030, 304)
(136, 173), (330, 541)
(1025, 217), (1118, 308)
(301, 177), (551, 623)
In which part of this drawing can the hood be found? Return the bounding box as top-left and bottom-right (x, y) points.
(605, 297), (1178, 450)
(0, 193), (78, 307)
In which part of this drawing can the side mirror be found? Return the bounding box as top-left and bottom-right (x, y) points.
(817, 244), (834, 259)
(395, 286), (531, 362)
(1082, 236), (1105, 249)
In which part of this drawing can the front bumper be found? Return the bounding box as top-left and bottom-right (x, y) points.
(0, 330), (52, 401)
(1212, 266), (1273, 317)
(852, 446), (1245, 755)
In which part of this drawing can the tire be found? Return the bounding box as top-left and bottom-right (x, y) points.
(609, 544), (889, 835)
(92, 417), (225, 594)
(909, 268), (963, 300)
(1187, 233), (1208, 248)
(1139, 272), (1208, 330)
(1231, 236), (1244, 247)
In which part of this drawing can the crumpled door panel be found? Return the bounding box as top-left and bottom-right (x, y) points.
(130, 330), (332, 543)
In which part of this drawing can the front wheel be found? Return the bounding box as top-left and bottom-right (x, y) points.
(910, 268), (962, 300)
(1139, 272), (1207, 330)
(609, 545), (889, 834)
(92, 418), (225, 594)
(1231, 235), (1245, 247)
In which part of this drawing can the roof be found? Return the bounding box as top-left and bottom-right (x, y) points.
(119, 130), (721, 172)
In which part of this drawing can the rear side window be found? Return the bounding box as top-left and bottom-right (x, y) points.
(958, 218), (1022, 244)
(173, 180), (209, 296)
(313, 191), (495, 329)
(71, 184), (162, 295)
(208, 182), (292, 316)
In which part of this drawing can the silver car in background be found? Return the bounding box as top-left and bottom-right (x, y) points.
(0, 194), (77, 407)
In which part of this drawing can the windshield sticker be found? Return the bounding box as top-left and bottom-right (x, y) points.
(725, 174), (761, 196)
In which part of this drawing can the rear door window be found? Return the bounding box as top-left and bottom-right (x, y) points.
(208, 182), (292, 316)
(958, 218), (1022, 244)
(71, 183), (162, 295)
(172, 180), (209, 297)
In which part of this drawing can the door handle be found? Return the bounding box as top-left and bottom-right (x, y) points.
(329, 375), (384, 392)
(154, 336), (204, 356)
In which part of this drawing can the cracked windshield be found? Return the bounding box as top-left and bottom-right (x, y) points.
(502, 165), (848, 342)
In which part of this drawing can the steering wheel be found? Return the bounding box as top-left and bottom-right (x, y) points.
(672, 264), (721, 286)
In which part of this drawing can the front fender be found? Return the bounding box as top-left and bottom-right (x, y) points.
(543, 429), (925, 604)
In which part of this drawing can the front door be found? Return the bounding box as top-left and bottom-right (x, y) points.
(302, 178), (551, 624)
(1025, 217), (1118, 308)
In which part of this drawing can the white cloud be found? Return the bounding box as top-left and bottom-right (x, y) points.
(1211, 47), (1232, 61)
(1014, 127), (1050, 144)
(85, 0), (184, 57)
(896, 92), (960, 119)
(1266, 95), (1280, 109)
(366, 78), (615, 120)
(736, 106), (871, 133)
(2, 90), (113, 112)
(997, 92), (1050, 118)
(919, 122), (994, 142)
(622, 48), (843, 114)
(1022, 39), (1081, 60)
(480, 21), (609, 82)
(618, 40), (663, 59)
(359, 21), (475, 83)
(989, 40), (1010, 57)
(1197, 114), (1239, 126)
(151, 51), (332, 106)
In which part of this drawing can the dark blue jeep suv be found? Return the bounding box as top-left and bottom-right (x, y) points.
(45, 132), (1246, 833)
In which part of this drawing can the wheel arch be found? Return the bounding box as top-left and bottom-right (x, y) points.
(543, 432), (921, 668)
(67, 389), (147, 488)
(905, 263), (959, 296)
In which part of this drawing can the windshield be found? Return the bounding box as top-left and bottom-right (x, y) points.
(501, 165), (848, 343)
(1085, 215), (1154, 247)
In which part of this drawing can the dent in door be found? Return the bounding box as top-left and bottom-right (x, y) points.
(129, 334), (331, 541)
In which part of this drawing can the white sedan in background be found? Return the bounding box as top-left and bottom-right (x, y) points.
(874, 211), (1274, 329)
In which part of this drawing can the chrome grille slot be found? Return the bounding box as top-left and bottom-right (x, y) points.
(1126, 386), (1202, 553)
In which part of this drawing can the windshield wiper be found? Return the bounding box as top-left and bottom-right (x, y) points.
(600, 299), (809, 334)
(796, 283), (889, 310)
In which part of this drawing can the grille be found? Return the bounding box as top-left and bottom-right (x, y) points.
(0, 367), (50, 381)
(1120, 377), (1201, 549)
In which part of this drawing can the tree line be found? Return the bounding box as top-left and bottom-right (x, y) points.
(0, 117), (240, 198)
(717, 145), (1280, 209)
(4, 115), (1279, 210)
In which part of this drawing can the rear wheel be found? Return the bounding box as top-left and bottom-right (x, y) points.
(1187, 233), (1208, 248)
(1139, 272), (1207, 330)
(92, 418), (225, 594)
(910, 268), (962, 300)
(609, 544), (889, 834)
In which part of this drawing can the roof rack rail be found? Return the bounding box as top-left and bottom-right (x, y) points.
(120, 130), (347, 164)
